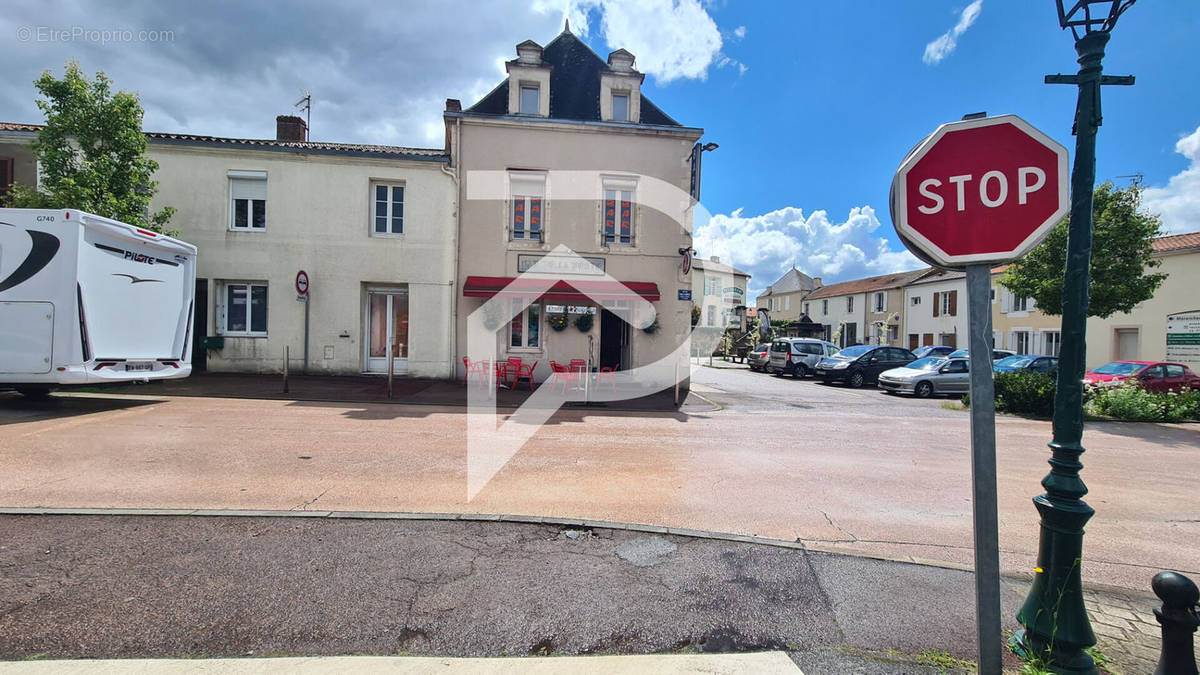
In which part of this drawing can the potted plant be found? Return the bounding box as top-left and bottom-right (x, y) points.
(574, 313), (594, 332)
(548, 313), (569, 331)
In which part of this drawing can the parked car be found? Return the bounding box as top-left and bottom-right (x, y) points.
(814, 345), (916, 388)
(912, 345), (956, 360)
(1084, 361), (1200, 392)
(993, 354), (1059, 375)
(947, 348), (1016, 363)
(768, 338), (839, 378)
(747, 344), (772, 372)
(877, 357), (970, 398)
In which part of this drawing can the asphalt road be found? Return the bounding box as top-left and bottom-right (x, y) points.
(1, 367), (1197, 592)
(0, 514), (1018, 671)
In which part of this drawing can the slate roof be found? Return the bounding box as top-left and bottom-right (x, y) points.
(692, 257), (751, 278)
(0, 122), (446, 161)
(805, 268), (932, 299)
(760, 268), (814, 296)
(466, 29), (682, 127)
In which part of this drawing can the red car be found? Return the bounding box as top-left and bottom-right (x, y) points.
(1084, 361), (1200, 392)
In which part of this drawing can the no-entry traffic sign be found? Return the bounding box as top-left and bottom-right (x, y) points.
(891, 114), (1069, 268)
(295, 270), (310, 297)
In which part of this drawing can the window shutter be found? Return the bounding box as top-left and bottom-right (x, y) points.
(949, 290), (958, 316)
(933, 293), (940, 317)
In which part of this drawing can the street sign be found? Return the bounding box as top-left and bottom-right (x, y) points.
(891, 114), (1069, 268)
(678, 289), (692, 301)
(295, 270), (309, 296)
(1167, 310), (1200, 364)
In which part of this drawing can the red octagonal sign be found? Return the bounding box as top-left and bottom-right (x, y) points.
(891, 114), (1069, 268)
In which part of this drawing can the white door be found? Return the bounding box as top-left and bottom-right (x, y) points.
(1115, 328), (1139, 361)
(365, 289), (409, 373)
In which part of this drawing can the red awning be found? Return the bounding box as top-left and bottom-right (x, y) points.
(463, 276), (660, 302)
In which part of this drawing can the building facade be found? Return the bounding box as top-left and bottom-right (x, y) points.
(802, 269), (928, 348)
(146, 119), (457, 378)
(903, 269), (967, 350)
(692, 256), (751, 329)
(447, 28), (706, 382)
(755, 268), (817, 322)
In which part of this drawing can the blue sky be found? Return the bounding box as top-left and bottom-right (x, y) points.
(2, 1), (1197, 299)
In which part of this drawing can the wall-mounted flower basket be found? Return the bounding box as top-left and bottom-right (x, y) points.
(574, 313), (594, 332)
(548, 313), (569, 331)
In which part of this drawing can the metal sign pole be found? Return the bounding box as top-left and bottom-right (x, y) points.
(966, 263), (1001, 674)
(303, 294), (310, 375)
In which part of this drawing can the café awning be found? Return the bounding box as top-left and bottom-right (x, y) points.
(462, 276), (660, 303)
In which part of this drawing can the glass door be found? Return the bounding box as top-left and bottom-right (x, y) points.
(365, 288), (409, 373)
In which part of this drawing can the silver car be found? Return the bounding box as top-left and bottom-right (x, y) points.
(876, 356), (970, 398)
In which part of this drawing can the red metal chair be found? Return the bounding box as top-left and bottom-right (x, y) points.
(549, 361), (577, 394)
(462, 356), (488, 388)
(598, 362), (618, 392)
(512, 360), (538, 391)
(505, 357), (524, 389)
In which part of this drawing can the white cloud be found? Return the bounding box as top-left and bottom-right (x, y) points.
(732, 25), (746, 40)
(568, 0), (724, 83)
(694, 204), (923, 300)
(1142, 124), (1200, 235)
(923, 0), (984, 65)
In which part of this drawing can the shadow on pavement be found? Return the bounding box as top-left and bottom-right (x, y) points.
(0, 391), (163, 426)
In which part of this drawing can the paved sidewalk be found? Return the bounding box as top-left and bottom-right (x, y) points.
(78, 371), (713, 413)
(0, 653), (801, 674)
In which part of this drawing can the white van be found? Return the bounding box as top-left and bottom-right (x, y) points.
(0, 208), (197, 396)
(768, 338), (839, 378)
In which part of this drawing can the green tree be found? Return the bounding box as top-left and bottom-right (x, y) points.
(7, 61), (175, 232)
(999, 182), (1166, 319)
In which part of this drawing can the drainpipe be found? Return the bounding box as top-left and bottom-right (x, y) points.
(442, 115), (462, 381)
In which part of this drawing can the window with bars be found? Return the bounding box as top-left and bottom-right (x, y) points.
(510, 172), (545, 241)
(371, 183), (404, 235)
(603, 179), (635, 245)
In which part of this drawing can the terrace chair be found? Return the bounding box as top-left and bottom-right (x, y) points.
(597, 362), (618, 392)
(549, 361), (577, 395)
(512, 360), (538, 391)
(462, 356), (488, 388)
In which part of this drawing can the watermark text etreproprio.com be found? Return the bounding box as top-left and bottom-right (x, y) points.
(16, 26), (175, 45)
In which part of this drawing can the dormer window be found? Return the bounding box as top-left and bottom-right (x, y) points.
(520, 84), (540, 115)
(611, 93), (629, 122)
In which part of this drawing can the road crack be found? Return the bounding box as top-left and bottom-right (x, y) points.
(290, 488), (329, 511)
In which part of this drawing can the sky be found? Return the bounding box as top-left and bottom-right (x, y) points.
(2, 1), (1197, 300)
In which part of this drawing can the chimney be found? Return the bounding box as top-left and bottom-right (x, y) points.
(812, 277), (822, 288)
(709, 255), (720, 263)
(276, 115), (307, 142)
(445, 98), (461, 112)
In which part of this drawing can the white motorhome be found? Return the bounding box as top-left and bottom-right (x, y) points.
(0, 208), (196, 395)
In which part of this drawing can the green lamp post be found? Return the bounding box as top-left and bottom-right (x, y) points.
(1011, 2), (1136, 673)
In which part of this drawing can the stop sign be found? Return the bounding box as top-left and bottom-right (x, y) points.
(891, 114), (1069, 267)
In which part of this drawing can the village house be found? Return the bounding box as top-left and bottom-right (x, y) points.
(446, 25), (709, 383)
(902, 269), (967, 350)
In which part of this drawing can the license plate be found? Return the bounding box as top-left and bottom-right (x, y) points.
(815, 369), (826, 376)
(125, 362), (154, 372)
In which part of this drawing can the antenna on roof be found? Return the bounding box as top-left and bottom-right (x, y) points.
(294, 91), (311, 137)
(564, 17), (571, 33)
(1115, 172), (1143, 186)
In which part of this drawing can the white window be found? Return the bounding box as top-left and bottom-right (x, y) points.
(822, 299), (828, 315)
(847, 296), (854, 312)
(612, 92), (629, 122)
(371, 182), (404, 236)
(940, 292), (954, 316)
(912, 296), (922, 306)
(229, 171), (266, 230)
(218, 282), (268, 336)
(603, 178), (636, 245)
(509, 172), (545, 241)
(509, 302), (541, 349)
(707, 305), (716, 326)
(873, 292), (885, 313)
(1043, 331), (1061, 357)
(1013, 295), (1029, 312)
(785, 296), (791, 311)
(1013, 330), (1032, 354)
(520, 84), (539, 114)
